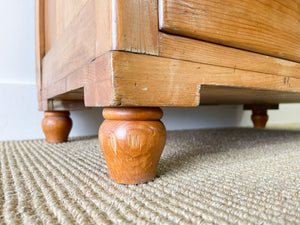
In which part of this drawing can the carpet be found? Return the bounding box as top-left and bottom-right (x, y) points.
(0, 128), (299, 224)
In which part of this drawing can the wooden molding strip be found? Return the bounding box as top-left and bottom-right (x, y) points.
(159, 33), (300, 79)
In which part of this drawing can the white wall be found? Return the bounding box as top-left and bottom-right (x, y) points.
(0, 0), (300, 141)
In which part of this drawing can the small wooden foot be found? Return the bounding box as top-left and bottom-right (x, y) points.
(42, 111), (72, 143)
(251, 109), (268, 128)
(244, 104), (279, 128)
(99, 107), (167, 184)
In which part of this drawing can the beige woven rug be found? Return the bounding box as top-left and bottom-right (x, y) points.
(0, 128), (300, 224)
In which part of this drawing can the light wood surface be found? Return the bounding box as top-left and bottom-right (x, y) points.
(159, 33), (300, 79)
(107, 52), (300, 107)
(36, 0), (300, 185)
(42, 0), (96, 88)
(42, 111), (72, 143)
(35, 0), (45, 107)
(95, 0), (113, 56)
(44, 0), (57, 53)
(40, 51), (300, 110)
(99, 107), (166, 184)
(37, 0), (300, 111)
(112, 0), (158, 55)
(44, 0), (89, 53)
(159, 0), (300, 62)
(42, 0), (159, 89)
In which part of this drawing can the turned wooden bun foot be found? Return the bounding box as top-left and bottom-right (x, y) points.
(42, 111), (72, 143)
(99, 107), (167, 184)
(251, 109), (268, 128)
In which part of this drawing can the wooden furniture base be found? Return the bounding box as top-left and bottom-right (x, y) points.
(98, 107), (166, 184)
(42, 111), (72, 143)
(36, 1), (300, 184)
(244, 105), (279, 128)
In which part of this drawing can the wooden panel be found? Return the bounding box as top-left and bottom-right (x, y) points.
(44, 0), (56, 53)
(56, 0), (89, 37)
(159, 33), (300, 79)
(42, 0), (96, 88)
(159, 0), (300, 62)
(112, 0), (158, 55)
(44, 0), (89, 53)
(95, 0), (113, 56)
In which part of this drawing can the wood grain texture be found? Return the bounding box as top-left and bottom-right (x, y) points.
(113, 0), (158, 55)
(44, 0), (57, 53)
(35, 0), (45, 107)
(41, 0), (159, 96)
(42, 0), (96, 88)
(40, 52), (112, 110)
(44, 0), (89, 53)
(159, 0), (300, 62)
(40, 51), (300, 110)
(95, 0), (113, 56)
(99, 107), (166, 184)
(159, 33), (300, 79)
(109, 52), (300, 107)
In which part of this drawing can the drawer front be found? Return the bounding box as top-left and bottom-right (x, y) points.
(159, 0), (300, 62)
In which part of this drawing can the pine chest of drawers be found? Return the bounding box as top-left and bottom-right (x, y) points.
(36, 0), (300, 184)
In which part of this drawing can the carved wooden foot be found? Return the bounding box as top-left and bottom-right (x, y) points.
(42, 111), (72, 143)
(99, 107), (167, 184)
(244, 104), (279, 128)
(251, 109), (268, 128)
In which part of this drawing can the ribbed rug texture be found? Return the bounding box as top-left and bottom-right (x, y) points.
(0, 128), (300, 224)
